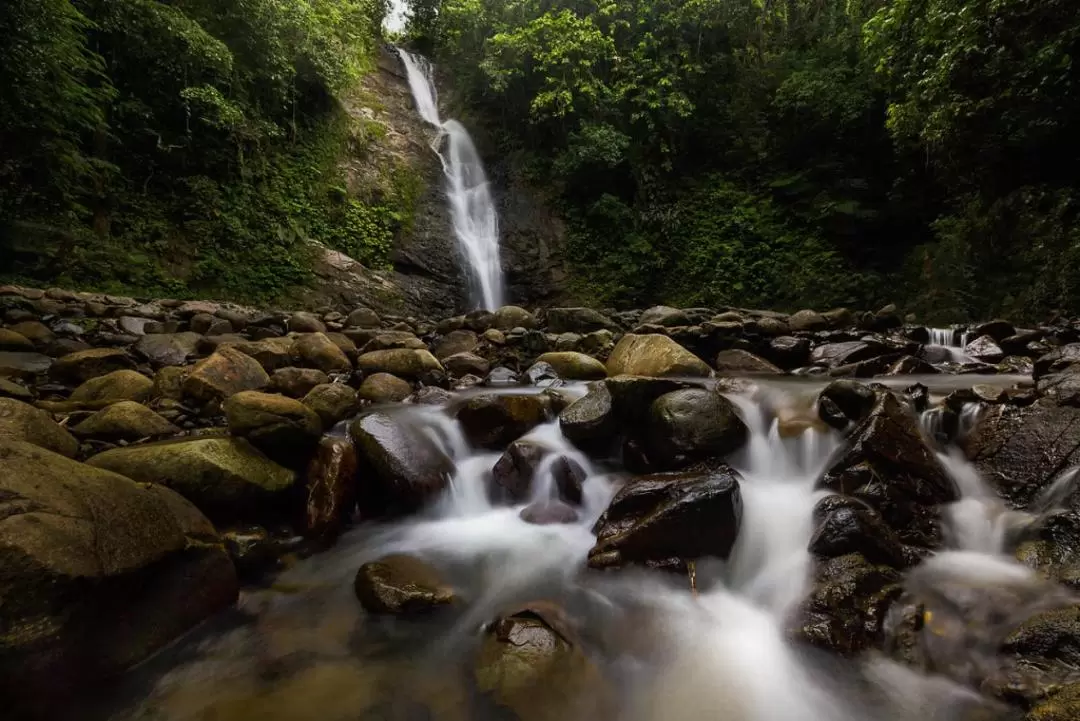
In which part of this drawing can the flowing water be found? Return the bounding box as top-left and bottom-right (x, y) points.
(926, 328), (972, 363)
(80, 374), (1077, 721)
(397, 49), (504, 310)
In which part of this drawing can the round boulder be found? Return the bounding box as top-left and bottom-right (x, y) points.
(69, 369), (153, 404)
(534, 352), (607, 380)
(645, 389), (748, 470)
(71, 401), (179, 442)
(358, 372), (412, 403)
(0, 397), (78, 457)
(606, 334), (710, 378)
(354, 554), (456, 615)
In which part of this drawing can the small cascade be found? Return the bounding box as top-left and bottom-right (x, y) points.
(396, 49), (505, 310)
(927, 327), (971, 362)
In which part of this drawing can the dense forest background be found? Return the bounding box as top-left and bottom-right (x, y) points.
(2, 0), (1079, 321)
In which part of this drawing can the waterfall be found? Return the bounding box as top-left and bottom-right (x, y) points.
(396, 48), (505, 310)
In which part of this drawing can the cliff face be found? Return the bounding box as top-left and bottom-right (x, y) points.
(323, 46), (570, 317)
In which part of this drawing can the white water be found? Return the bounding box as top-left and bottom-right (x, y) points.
(397, 49), (505, 310)
(927, 327), (972, 363)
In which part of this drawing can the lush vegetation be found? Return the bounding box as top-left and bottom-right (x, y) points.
(406, 0), (1080, 321)
(0, 0), (416, 302)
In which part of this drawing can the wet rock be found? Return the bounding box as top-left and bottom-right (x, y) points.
(491, 439), (547, 501)
(552, 456), (587, 505)
(789, 309), (829, 332)
(809, 495), (906, 568)
(534, 351), (607, 380)
(606, 334), (711, 377)
(714, 349), (782, 375)
(304, 436), (359, 542)
(349, 411), (453, 515)
(493, 306), (537, 330)
(639, 306), (690, 327)
(87, 437), (297, 523)
(358, 372), (412, 403)
(1028, 683), (1080, 721)
(356, 348), (443, 381)
(962, 403), (1080, 508)
(50, 348), (135, 384)
(520, 501), (579, 525)
(484, 367), (520, 387)
(886, 356), (939, 375)
(70, 369), (153, 404)
(434, 329), (479, 359)
(559, 382), (617, 449)
(588, 466), (742, 569)
(0, 397), (78, 457)
(0, 440), (237, 701)
(346, 307), (381, 328)
(810, 341), (885, 369)
(407, 386), (454, 405)
(1038, 366), (1080, 407)
(71, 401), (179, 441)
(132, 332), (202, 367)
(974, 319), (1016, 342)
(644, 389), (748, 470)
(287, 312), (326, 334)
(354, 554), (455, 614)
(998, 355), (1035, 375)
(303, 382), (359, 426)
(226, 337), (295, 372)
(183, 346), (270, 403)
(819, 390), (954, 548)
(269, 367), (330, 398)
(456, 393), (553, 449)
(546, 307), (618, 334)
(0, 351), (52, 378)
(292, 333), (352, 374)
(796, 552), (901, 655)
(221, 525), (290, 582)
(0, 328), (34, 352)
(443, 352), (491, 378)
(522, 361), (562, 388)
(905, 383), (930, 413)
(965, 335), (1006, 364)
(224, 391), (323, 466)
(817, 379), (877, 429)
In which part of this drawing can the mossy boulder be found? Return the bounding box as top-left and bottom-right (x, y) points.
(0, 397), (78, 457)
(0, 440), (237, 701)
(358, 372), (412, 403)
(353, 554), (456, 614)
(71, 401), (179, 441)
(223, 391), (323, 466)
(183, 346), (270, 404)
(0, 328), (34, 352)
(606, 334), (710, 378)
(356, 348), (443, 380)
(50, 348), (135, 384)
(152, 366), (188, 401)
(292, 332), (352, 374)
(270, 367), (330, 398)
(535, 352), (607, 380)
(226, 337), (295, 371)
(70, 370), (153, 404)
(492, 306), (538, 330)
(87, 437), (297, 523)
(443, 352), (491, 378)
(1027, 683), (1080, 721)
(303, 383), (359, 427)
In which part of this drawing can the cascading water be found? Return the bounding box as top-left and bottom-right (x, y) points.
(926, 327), (972, 362)
(397, 49), (504, 310)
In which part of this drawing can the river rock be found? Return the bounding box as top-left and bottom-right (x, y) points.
(493, 306), (537, 330)
(291, 333), (352, 374)
(546, 307), (618, 334)
(964, 334), (1006, 364)
(0, 351), (52, 378)
(643, 389), (747, 471)
(354, 554), (455, 614)
(152, 366), (188, 401)
(522, 361), (562, 387)
(226, 337), (295, 371)
(789, 310), (829, 332)
(443, 352), (491, 378)
(434, 329), (479, 359)
(0, 378), (32, 400)
(588, 465), (742, 570)
(270, 367), (330, 398)
(0, 440), (237, 701)
(817, 379), (877, 429)
(973, 319), (1016, 342)
(407, 386), (454, 405)
(714, 349), (782, 375)
(224, 391), (323, 465)
(346, 307), (381, 328)
(1028, 683), (1080, 721)
(639, 306), (690, 327)
(456, 393), (553, 449)
(359, 330), (425, 353)
(535, 352), (607, 380)
(0, 328), (34, 352)
(69, 369), (153, 404)
(0, 397), (79, 457)
(350, 411), (453, 515)
(491, 439), (546, 501)
(132, 332), (202, 367)
(287, 312), (326, 334)
(809, 495), (906, 568)
(810, 341), (885, 369)
(87, 437), (297, 523)
(606, 334), (710, 377)
(303, 382), (359, 426)
(553, 456), (587, 505)
(183, 346), (269, 403)
(356, 348), (443, 380)
(559, 382), (618, 449)
(71, 401), (179, 441)
(520, 501), (579, 525)
(8, 320), (53, 345)
(304, 436), (359, 542)
(819, 390), (954, 548)
(358, 372), (412, 403)
(50, 348), (135, 384)
(190, 313), (232, 336)
(885, 355), (939, 375)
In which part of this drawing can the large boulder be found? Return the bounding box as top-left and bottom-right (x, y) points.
(223, 391), (323, 465)
(269, 367), (330, 398)
(558, 382), (618, 449)
(225, 337), (295, 372)
(808, 495), (906, 568)
(353, 554), (456, 615)
(789, 310), (828, 332)
(456, 393), (553, 449)
(303, 383), (359, 426)
(183, 347), (270, 404)
(434, 329), (479, 359)
(291, 333), (352, 374)
(644, 389), (748, 470)
(50, 348), (135, 384)
(546, 307), (618, 334)
(69, 370), (153, 404)
(714, 349), (782, 375)
(87, 437), (296, 523)
(964, 334), (1006, 364)
(443, 352), (491, 378)
(535, 352), (607, 380)
(304, 436), (358, 542)
(588, 466), (742, 570)
(349, 411), (453, 515)
(606, 334), (711, 378)
(0, 440), (237, 700)
(0, 398), (78, 457)
(492, 306), (538, 330)
(818, 389), (954, 548)
(132, 332), (202, 367)
(358, 372), (412, 403)
(71, 401), (179, 441)
(355, 349), (443, 380)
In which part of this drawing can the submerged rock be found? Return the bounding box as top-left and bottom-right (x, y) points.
(606, 334), (711, 377)
(354, 554), (456, 614)
(0, 440), (237, 700)
(589, 465), (742, 570)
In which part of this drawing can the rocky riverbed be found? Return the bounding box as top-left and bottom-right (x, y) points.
(4, 285), (1080, 720)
